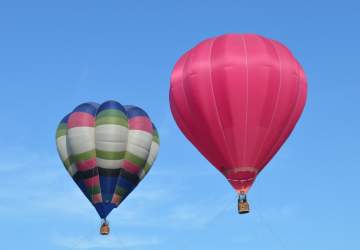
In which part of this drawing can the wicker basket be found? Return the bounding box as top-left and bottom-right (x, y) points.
(100, 223), (110, 235)
(238, 200), (250, 214)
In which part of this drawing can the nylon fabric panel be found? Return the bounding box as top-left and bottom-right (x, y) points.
(110, 106), (156, 207)
(67, 104), (104, 214)
(260, 50), (307, 168)
(209, 34), (248, 170)
(95, 101), (128, 209)
(252, 40), (303, 170)
(56, 115), (91, 203)
(171, 51), (236, 171)
(56, 135), (78, 176)
(139, 125), (160, 179)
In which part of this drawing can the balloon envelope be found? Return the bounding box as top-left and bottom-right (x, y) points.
(169, 34), (307, 194)
(56, 100), (160, 218)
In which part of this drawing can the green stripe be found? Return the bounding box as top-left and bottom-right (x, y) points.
(152, 135), (160, 144)
(63, 158), (71, 170)
(56, 124), (67, 138)
(115, 186), (129, 196)
(56, 129), (67, 138)
(143, 162), (152, 175)
(57, 123), (67, 130)
(69, 150), (96, 164)
(88, 185), (101, 195)
(96, 150), (125, 160)
(96, 116), (128, 127)
(125, 152), (146, 167)
(97, 109), (127, 120)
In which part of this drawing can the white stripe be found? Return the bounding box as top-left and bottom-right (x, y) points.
(67, 127), (95, 155)
(139, 169), (146, 179)
(68, 164), (78, 176)
(56, 135), (78, 176)
(146, 142), (159, 164)
(96, 158), (124, 169)
(95, 124), (128, 142)
(56, 136), (69, 161)
(139, 142), (160, 180)
(126, 144), (149, 160)
(95, 141), (127, 152)
(126, 130), (153, 161)
(128, 130), (153, 148)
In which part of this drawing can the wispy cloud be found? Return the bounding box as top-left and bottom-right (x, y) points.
(36, 189), (94, 217)
(129, 187), (170, 202)
(0, 147), (247, 232)
(52, 233), (160, 249)
(166, 193), (235, 228)
(256, 203), (298, 222)
(0, 148), (174, 223)
(108, 190), (235, 230)
(156, 113), (173, 140)
(0, 148), (93, 218)
(0, 148), (58, 173)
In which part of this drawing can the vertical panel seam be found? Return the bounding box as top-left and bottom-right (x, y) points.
(208, 36), (236, 171)
(253, 38), (283, 168)
(241, 35), (249, 165)
(260, 52), (303, 168)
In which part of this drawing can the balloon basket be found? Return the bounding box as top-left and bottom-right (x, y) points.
(238, 200), (250, 214)
(100, 222), (110, 235)
(238, 194), (250, 214)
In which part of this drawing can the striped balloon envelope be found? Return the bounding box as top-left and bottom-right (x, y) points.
(55, 101), (160, 232)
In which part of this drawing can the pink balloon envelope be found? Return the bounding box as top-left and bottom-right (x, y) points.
(169, 33), (307, 197)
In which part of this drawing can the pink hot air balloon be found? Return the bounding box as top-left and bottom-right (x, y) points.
(169, 34), (307, 213)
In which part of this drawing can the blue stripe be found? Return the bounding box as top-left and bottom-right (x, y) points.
(102, 193), (113, 202)
(117, 176), (136, 191)
(97, 100), (126, 114)
(61, 113), (71, 124)
(124, 105), (149, 119)
(152, 123), (157, 131)
(86, 102), (100, 109)
(101, 203), (116, 218)
(73, 102), (99, 116)
(99, 176), (117, 202)
(74, 179), (91, 201)
(94, 203), (106, 218)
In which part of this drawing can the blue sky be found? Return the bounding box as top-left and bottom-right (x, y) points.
(0, 0), (359, 249)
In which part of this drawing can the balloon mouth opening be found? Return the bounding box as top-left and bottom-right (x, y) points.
(226, 170), (257, 194)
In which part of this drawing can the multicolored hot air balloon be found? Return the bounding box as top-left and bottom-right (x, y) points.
(55, 101), (160, 234)
(169, 34), (307, 213)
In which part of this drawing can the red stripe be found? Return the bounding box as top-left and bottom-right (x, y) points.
(84, 176), (100, 187)
(92, 193), (103, 203)
(128, 117), (152, 133)
(76, 158), (96, 171)
(122, 160), (140, 174)
(68, 112), (95, 128)
(111, 194), (121, 205)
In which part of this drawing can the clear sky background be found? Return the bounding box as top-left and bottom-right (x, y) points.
(0, 1), (359, 249)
